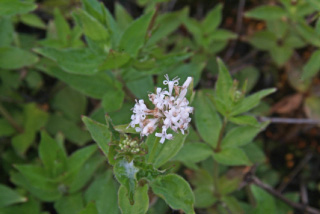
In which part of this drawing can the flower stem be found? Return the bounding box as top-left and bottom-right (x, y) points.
(0, 102), (23, 133)
(147, 137), (160, 163)
(213, 117), (228, 198)
(213, 159), (220, 198)
(215, 117), (227, 152)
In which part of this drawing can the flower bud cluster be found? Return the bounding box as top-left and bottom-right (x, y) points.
(128, 74), (193, 144)
(119, 137), (140, 153)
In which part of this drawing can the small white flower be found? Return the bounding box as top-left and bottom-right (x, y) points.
(155, 126), (173, 144)
(163, 74), (179, 95)
(128, 74), (193, 143)
(178, 76), (192, 100)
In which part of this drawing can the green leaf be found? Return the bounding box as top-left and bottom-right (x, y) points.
(296, 21), (320, 47)
(53, 8), (71, 45)
(68, 152), (104, 193)
(233, 66), (260, 93)
(12, 103), (48, 155)
(115, 2), (133, 31)
(245, 5), (286, 20)
(0, 0), (37, 16)
(248, 30), (277, 50)
(114, 158), (139, 204)
(221, 125), (264, 148)
(81, 0), (105, 24)
(243, 143), (266, 164)
(215, 58), (233, 107)
(20, 13), (46, 29)
(103, 5), (121, 48)
(304, 96), (320, 120)
(183, 17), (202, 45)
(0, 47), (38, 69)
(173, 143), (213, 163)
(79, 202), (98, 214)
(118, 184), (149, 214)
(38, 61), (120, 99)
(39, 132), (67, 176)
(102, 88), (125, 112)
(270, 45), (293, 66)
(118, 11), (154, 57)
(202, 3), (222, 34)
(0, 17), (14, 47)
(46, 114), (91, 145)
(150, 174), (195, 214)
(25, 70), (43, 90)
(52, 86), (87, 122)
(308, 0), (320, 11)
(146, 132), (188, 168)
(34, 47), (104, 75)
(229, 115), (259, 126)
(194, 187), (216, 208)
(74, 9), (109, 45)
(230, 88), (276, 116)
(54, 193), (84, 214)
(251, 185), (276, 214)
(0, 185), (27, 207)
(284, 35), (306, 49)
(266, 20), (287, 39)
(210, 29), (237, 41)
(0, 196), (40, 214)
(85, 171), (120, 214)
(147, 8), (188, 46)
(222, 196), (244, 214)
(11, 165), (62, 201)
(82, 116), (111, 157)
(213, 147), (251, 166)
(63, 145), (98, 185)
(219, 176), (241, 196)
(126, 75), (154, 100)
(194, 90), (221, 147)
(99, 50), (131, 70)
(0, 118), (15, 137)
(302, 50), (320, 80)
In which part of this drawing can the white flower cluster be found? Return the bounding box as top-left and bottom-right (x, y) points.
(128, 74), (193, 144)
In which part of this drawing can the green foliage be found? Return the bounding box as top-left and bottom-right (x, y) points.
(82, 116), (111, 156)
(150, 174), (195, 214)
(34, 47), (105, 75)
(0, 47), (38, 69)
(0, 0), (37, 16)
(0, 185), (27, 207)
(194, 90), (221, 147)
(213, 147), (252, 166)
(118, 184), (149, 214)
(0, 0), (315, 213)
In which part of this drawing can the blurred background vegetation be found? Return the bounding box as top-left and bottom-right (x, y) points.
(1, 0), (320, 213)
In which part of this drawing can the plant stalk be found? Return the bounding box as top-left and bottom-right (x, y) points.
(213, 117), (228, 198)
(213, 159), (220, 198)
(215, 117), (227, 152)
